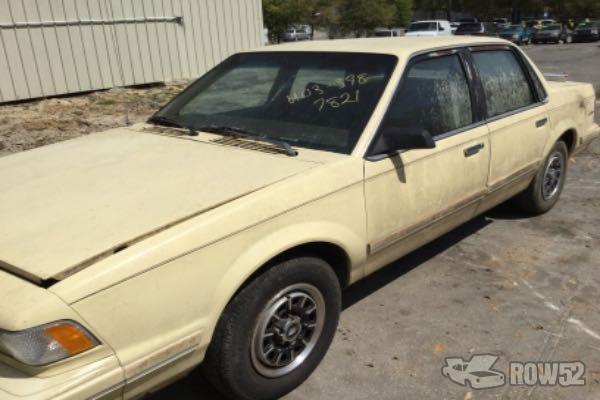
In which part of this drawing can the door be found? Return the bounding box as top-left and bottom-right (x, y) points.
(470, 47), (549, 189)
(363, 52), (490, 274)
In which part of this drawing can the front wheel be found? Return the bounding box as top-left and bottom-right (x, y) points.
(202, 256), (342, 400)
(512, 141), (568, 215)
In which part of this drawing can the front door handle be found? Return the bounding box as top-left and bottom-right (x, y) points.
(536, 118), (548, 128)
(464, 143), (485, 157)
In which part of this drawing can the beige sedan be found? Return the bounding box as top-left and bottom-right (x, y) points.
(0, 36), (598, 400)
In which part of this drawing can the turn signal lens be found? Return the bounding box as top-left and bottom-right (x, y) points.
(43, 323), (96, 355)
(0, 320), (99, 366)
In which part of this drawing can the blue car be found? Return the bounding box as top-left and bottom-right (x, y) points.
(498, 25), (533, 44)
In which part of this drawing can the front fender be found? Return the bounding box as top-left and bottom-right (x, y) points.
(199, 220), (367, 349)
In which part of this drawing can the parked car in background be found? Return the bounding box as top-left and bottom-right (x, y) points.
(284, 27), (310, 41)
(524, 19), (555, 30)
(457, 17), (479, 24)
(455, 22), (498, 37)
(533, 24), (572, 44)
(572, 21), (600, 42)
(372, 27), (405, 37)
(406, 20), (453, 36)
(499, 24), (533, 44)
(540, 19), (556, 27)
(492, 18), (510, 27)
(0, 35), (598, 400)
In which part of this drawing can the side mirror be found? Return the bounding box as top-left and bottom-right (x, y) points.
(369, 126), (436, 156)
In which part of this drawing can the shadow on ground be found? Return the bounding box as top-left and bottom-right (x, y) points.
(147, 204), (529, 399)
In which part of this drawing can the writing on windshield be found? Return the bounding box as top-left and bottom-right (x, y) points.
(286, 73), (369, 112)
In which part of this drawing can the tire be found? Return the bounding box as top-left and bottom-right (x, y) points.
(202, 256), (342, 400)
(513, 141), (569, 215)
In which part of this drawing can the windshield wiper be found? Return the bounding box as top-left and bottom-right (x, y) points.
(197, 125), (298, 157)
(147, 115), (198, 136)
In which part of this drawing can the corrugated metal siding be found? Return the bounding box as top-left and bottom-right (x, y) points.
(0, 0), (264, 103)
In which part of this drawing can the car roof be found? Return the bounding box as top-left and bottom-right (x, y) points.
(253, 36), (510, 58)
(412, 20), (448, 23)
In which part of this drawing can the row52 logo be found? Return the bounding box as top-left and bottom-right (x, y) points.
(442, 354), (586, 389)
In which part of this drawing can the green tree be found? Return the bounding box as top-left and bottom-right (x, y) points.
(566, 0), (600, 19)
(309, 0), (342, 39)
(338, 0), (396, 36)
(262, 0), (314, 43)
(392, 0), (414, 26)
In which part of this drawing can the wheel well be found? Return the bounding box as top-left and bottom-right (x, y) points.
(559, 129), (576, 154)
(274, 242), (351, 288)
(237, 242), (351, 295)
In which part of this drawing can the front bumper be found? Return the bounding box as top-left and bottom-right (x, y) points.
(499, 35), (521, 43)
(572, 33), (599, 41)
(534, 34), (559, 41)
(0, 356), (124, 400)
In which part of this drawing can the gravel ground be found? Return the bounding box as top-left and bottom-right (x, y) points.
(0, 82), (186, 157)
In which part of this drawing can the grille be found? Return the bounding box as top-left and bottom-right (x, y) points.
(211, 136), (287, 155)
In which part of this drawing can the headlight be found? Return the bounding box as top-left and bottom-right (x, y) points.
(0, 320), (99, 366)
(592, 29), (599, 35)
(513, 34), (519, 39)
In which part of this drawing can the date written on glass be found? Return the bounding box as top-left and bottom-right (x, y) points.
(287, 73), (368, 112)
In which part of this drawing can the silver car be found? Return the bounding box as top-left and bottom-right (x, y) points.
(284, 28), (310, 41)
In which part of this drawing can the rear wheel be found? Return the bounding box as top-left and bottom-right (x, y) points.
(513, 141), (568, 215)
(202, 256), (341, 400)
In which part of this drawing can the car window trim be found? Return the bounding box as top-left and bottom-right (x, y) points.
(365, 47), (479, 159)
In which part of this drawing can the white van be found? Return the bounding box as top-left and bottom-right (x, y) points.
(405, 20), (453, 36)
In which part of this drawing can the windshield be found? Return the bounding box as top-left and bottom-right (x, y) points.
(153, 52), (397, 154)
(542, 25), (561, 30)
(410, 22), (437, 31)
(502, 25), (521, 32)
(577, 22), (597, 28)
(456, 23), (482, 33)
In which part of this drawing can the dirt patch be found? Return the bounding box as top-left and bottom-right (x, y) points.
(0, 82), (187, 157)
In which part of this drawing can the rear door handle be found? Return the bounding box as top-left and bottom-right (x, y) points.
(536, 118), (548, 128)
(464, 143), (485, 157)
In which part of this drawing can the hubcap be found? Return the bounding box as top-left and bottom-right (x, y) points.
(251, 283), (325, 378)
(542, 151), (563, 200)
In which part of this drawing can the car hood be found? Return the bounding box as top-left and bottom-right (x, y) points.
(0, 129), (319, 282)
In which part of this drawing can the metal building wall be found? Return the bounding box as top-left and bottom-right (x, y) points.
(0, 0), (264, 103)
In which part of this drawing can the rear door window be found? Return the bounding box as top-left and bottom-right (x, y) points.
(471, 50), (535, 117)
